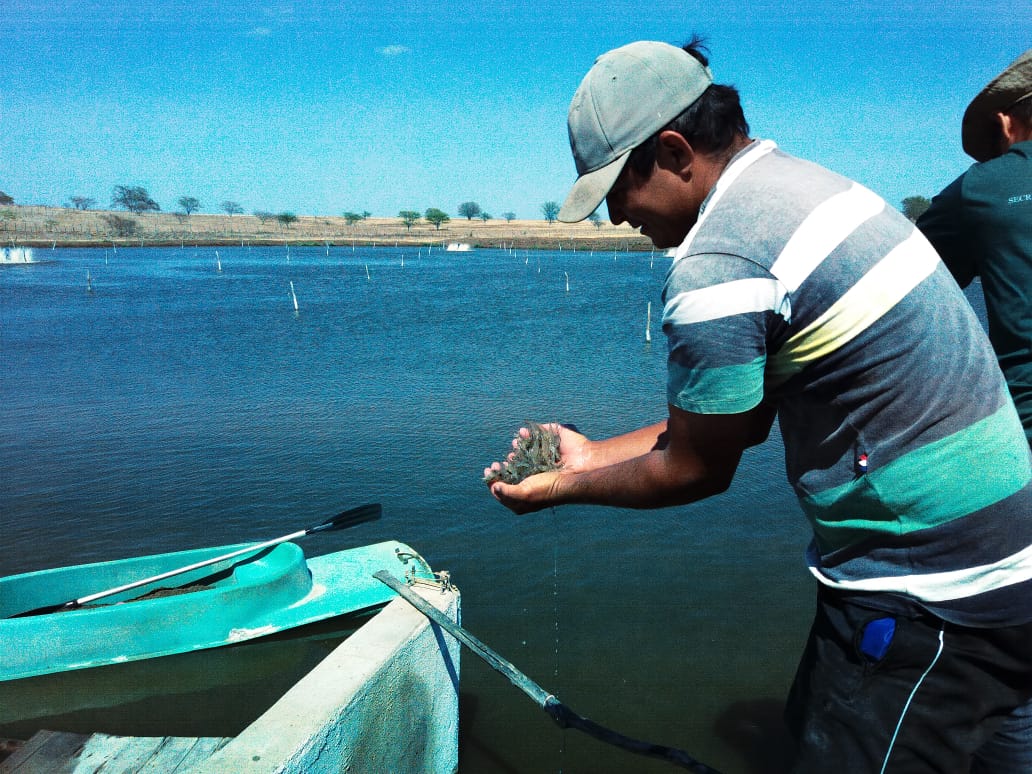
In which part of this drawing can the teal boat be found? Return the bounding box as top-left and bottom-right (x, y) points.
(0, 539), (432, 682)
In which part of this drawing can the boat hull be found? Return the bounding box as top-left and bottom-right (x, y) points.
(0, 612), (376, 739)
(0, 539), (427, 682)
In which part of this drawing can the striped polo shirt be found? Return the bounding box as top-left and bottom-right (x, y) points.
(663, 140), (1032, 627)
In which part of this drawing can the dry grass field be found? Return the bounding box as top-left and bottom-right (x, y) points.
(1, 204), (654, 252)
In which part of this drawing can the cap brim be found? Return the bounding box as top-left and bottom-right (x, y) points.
(962, 88), (1032, 161)
(557, 149), (631, 223)
(961, 108), (999, 163)
(961, 48), (1032, 162)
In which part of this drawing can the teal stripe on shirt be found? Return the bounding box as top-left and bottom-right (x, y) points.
(801, 400), (1032, 553)
(668, 357), (766, 414)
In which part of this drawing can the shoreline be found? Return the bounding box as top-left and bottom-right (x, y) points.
(0, 204), (655, 252)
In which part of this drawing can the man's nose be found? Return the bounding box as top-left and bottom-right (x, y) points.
(606, 194), (625, 226)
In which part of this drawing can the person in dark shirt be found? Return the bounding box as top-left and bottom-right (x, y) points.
(917, 47), (1032, 774)
(918, 49), (1032, 447)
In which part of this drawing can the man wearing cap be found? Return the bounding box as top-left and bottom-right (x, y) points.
(917, 49), (1032, 447)
(485, 38), (1032, 771)
(916, 48), (1032, 773)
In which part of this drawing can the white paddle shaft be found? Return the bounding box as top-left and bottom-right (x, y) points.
(73, 528), (307, 607)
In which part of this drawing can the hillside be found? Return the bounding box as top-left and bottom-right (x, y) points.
(1, 205), (654, 252)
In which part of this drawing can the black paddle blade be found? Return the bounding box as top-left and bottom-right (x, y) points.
(308, 502), (382, 534)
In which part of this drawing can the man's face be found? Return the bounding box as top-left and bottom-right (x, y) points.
(604, 151), (701, 249)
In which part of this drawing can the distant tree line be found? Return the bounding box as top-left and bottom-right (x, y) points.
(342, 211), (371, 225)
(2, 182), (941, 230)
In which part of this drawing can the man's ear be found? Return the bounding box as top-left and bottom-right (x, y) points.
(656, 130), (695, 175)
(996, 111), (1032, 151)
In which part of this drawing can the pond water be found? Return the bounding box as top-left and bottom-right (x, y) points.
(1, 244), (831, 772)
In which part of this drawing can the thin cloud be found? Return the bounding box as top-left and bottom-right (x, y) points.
(247, 27), (273, 38)
(261, 4), (295, 21)
(377, 45), (411, 57)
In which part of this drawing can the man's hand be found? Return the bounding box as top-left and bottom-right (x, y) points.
(483, 423), (593, 481)
(482, 423), (593, 514)
(486, 469), (565, 515)
(482, 404), (775, 515)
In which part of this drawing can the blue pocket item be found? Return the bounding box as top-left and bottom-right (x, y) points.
(860, 617), (896, 662)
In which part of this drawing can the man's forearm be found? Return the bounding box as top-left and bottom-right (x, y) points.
(554, 446), (731, 510)
(580, 421), (668, 471)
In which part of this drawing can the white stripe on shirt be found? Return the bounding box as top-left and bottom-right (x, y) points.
(771, 183), (886, 292)
(809, 540), (1032, 602)
(663, 277), (791, 326)
(767, 230), (940, 383)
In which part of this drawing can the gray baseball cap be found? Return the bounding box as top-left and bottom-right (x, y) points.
(558, 41), (713, 223)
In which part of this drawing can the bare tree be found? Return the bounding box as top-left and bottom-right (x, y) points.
(222, 201), (244, 216)
(70, 196), (96, 210)
(178, 196), (201, 215)
(458, 201), (482, 220)
(103, 214), (139, 237)
(112, 185), (159, 213)
(541, 201), (560, 223)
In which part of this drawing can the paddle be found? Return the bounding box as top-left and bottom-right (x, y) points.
(374, 570), (722, 773)
(9, 503), (382, 618)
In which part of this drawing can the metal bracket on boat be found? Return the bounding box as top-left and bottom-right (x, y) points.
(395, 547), (432, 574)
(410, 569), (454, 593)
(394, 548), (454, 592)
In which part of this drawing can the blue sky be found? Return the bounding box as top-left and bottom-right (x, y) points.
(2, 1), (1029, 220)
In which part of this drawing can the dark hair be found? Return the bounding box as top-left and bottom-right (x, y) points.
(1005, 92), (1032, 125)
(627, 35), (750, 177)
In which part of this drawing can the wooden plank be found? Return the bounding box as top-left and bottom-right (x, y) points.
(0, 732), (232, 774)
(0, 730), (87, 773)
(137, 736), (232, 773)
(76, 735), (166, 772)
